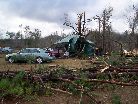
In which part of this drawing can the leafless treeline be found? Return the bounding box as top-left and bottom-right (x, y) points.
(0, 5), (138, 53)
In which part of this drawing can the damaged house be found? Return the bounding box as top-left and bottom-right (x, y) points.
(51, 12), (97, 58)
(52, 34), (95, 57)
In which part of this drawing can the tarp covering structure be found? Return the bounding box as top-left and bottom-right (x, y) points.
(55, 35), (79, 44)
(53, 34), (95, 57)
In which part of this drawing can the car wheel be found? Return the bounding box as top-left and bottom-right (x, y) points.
(36, 57), (43, 64)
(8, 57), (14, 63)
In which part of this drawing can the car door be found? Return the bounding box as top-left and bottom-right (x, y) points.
(17, 49), (30, 61)
(29, 49), (38, 58)
(23, 49), (33, 61)
(32, 49), (40, 55)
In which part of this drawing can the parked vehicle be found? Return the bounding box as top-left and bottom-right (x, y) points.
(44, 48), (63, 58)
(50, 49), (63, 57)
(0, 47), (2, 52)
(5, 48), (55, 63)
(2, 47), (13, 53)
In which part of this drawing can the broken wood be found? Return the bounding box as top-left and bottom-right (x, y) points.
(84, 79), (138, 86)
(47, 87), (72, 95)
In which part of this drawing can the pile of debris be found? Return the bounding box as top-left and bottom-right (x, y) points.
(123, 49), (138, 57)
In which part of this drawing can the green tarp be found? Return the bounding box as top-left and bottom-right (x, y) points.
(54, 34), (95, 57)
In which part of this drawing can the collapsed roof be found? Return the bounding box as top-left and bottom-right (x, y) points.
(53, 34), (95, 57)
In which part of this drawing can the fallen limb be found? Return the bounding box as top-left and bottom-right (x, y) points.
(106, 66), (138, 72)
(87, 72), (138, 79)
(84, 79), (138, 86)
(47, 87), (72, 95)
(57, 78), (82, 89)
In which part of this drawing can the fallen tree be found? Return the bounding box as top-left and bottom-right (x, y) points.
(0, 66), (138, 104)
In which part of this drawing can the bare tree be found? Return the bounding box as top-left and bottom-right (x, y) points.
(0, 29), (3, 39)
(6, 31), (15, 39)
(22, 26), (41, 47)
(29, 28), (41, 47)
(63, 13), (78, 33)
(93, 15), (102, 35)
(93, 7), (113, 53)
(127, 5), (138, 50)
(101, 7), (113, 53)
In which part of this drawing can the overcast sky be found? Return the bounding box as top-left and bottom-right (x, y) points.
(0, 0), (138, 38)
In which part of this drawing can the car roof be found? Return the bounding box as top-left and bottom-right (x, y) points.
(25, 48), (40, 50)
(24, 48), (45, 52)
(4, 47), (11, 48)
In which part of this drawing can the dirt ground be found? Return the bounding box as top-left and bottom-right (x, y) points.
(2, 86), (138, 104)
(0, 54), (92, 71)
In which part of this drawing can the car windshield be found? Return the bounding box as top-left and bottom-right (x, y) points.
(30, 49), (39, 53)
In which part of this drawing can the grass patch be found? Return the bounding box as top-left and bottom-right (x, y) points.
(111, 94), (121, 104)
